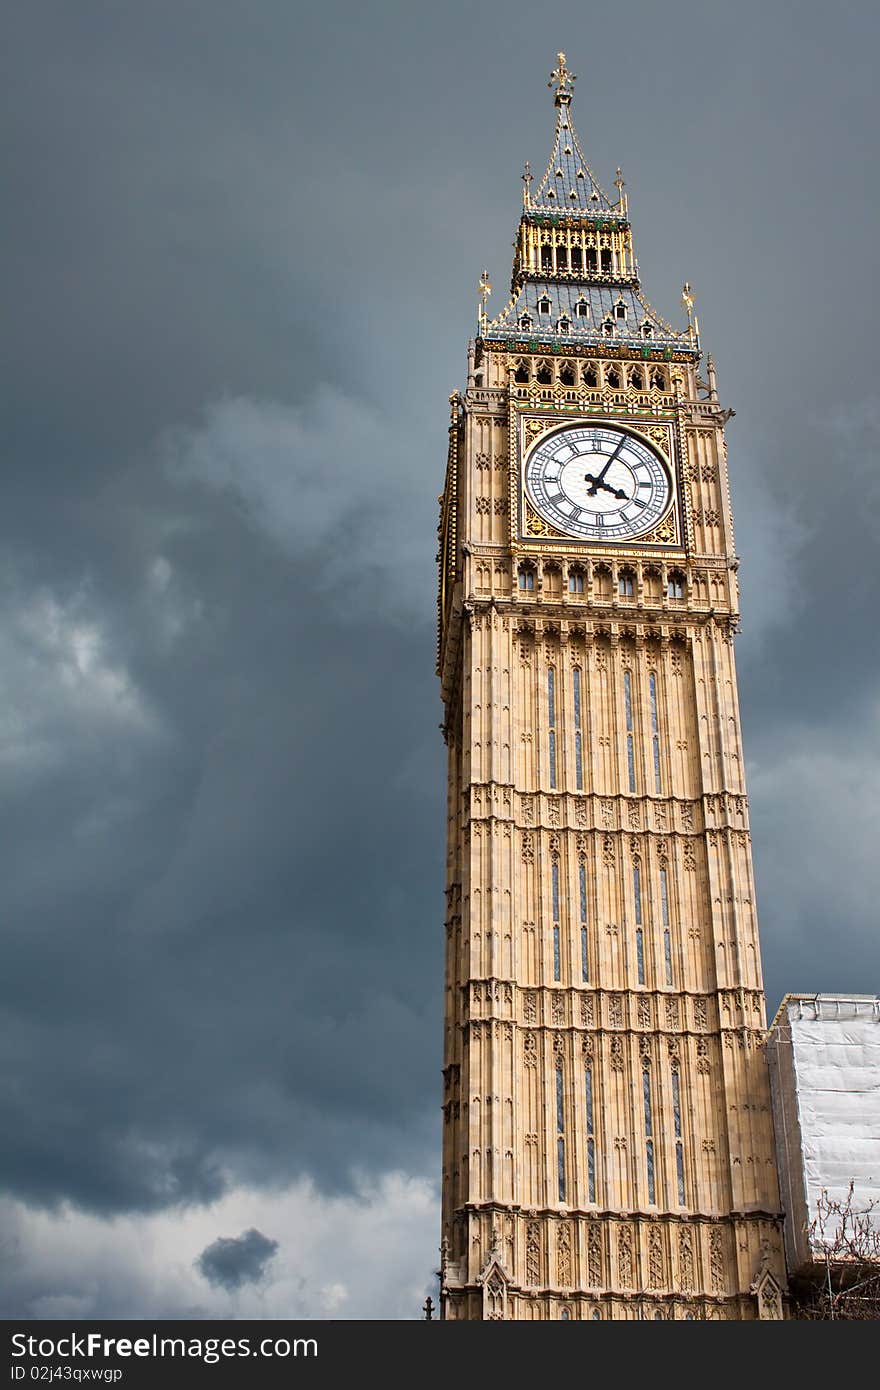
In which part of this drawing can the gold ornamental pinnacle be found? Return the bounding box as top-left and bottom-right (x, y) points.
(548, 51), (576, 103)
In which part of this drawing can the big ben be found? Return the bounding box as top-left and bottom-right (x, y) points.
(436, 55), (787, 1319)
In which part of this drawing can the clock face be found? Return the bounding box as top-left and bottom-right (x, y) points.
(524, 423), (672, 541)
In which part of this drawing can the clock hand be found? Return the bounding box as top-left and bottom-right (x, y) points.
(584, 476), (627, 500)
(585, 438), (626, 495)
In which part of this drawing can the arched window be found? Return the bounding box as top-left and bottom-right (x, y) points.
(605, 365), (621, 389)
(594, 565), (612, 598)
(582, 362), (598, 388)
(518, 566), (535, 591)
(601, 247), (612, 272)
(514, 360), (530, 384)
(586, 247), (598, 272)
(668, 571), (685, 600)
(650, 366), (667, 390)
(536, 361), (553, 385)
(559, 362), (575, 386)
(628, 366), (644, 389)
(541, 245), (553, 270)
(556, 245), (568, 271)
(570, 247), (583, 271)
(568, 568), (584, 593)
(618, 569), (634, 596)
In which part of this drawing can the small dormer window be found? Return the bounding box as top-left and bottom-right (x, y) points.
(519, 313), (532, 330)
(558, 316), (571, 333)
(576, 169), (585, 179)
(538, 297), (551, 315)
(556, 168), (563, 178)
(615, 302), (627, 320)
(576, 299), (589, 317)
(569, 190), (578, 200)
(602, 318), (614, 336)
(546, 189), (556, 200)
(590, 190), (600, 202)
(642, 321), (654, 338)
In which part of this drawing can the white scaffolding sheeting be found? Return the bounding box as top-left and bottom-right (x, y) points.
(767, 994), (880, 1274)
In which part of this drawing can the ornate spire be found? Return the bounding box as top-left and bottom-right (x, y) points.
(532, 57), (614, 214)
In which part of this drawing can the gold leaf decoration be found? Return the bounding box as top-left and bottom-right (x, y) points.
(525, 499), (569, 541)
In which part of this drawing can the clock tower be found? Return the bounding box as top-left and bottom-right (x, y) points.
(436, 55), (787, 1320)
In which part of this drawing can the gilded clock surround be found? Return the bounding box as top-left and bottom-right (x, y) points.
(436, 56), (786, 1321)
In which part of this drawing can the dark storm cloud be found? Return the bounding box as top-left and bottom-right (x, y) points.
(197, 1228), (279, 1290)
(0, 0), (878, 1302)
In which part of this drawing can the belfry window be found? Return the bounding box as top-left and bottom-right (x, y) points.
(514, 360), (529, 383)
(601, 247), (612, 272)
(650, 366), (667, 390)
(559, 362), (575, 387)
(628, 366), (644, 390)
(582, 363), (598, 388)
(605, 366), (621, 389)
(586, 247), (597, 272)
(556, 246), (568, 271)
(570, 247), (583, 271)
(542, 246), (553, 270)
(536, 361), (552, 385)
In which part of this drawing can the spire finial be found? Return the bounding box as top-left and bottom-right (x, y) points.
(478, 269), (492, 334)
(522, 159), (532, 208)
(549, 51), (576, 106)
(681, 283), (700, 342)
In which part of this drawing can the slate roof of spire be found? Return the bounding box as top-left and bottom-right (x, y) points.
(484, 280), (682, 349)
(530, 103), (616, 215)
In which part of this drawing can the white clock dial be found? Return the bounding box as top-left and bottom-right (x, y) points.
(525, 424), (672, 541)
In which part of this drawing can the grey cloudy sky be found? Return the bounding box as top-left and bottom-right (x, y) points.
(1, 0), (878, 1319)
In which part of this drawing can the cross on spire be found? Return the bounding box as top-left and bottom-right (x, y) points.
(548, 51), (576, 106)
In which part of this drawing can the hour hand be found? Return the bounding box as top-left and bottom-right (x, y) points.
(584, 473), (627, 500)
